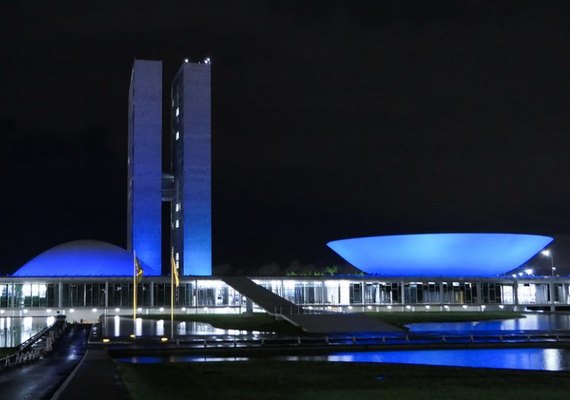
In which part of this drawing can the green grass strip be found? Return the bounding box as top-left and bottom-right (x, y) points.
(140, 313), (304, 335)
(362, 311), (525, 327)
(118, 360), (570, 400)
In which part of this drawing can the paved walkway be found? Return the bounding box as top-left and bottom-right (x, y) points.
(0, 324), (89, 400)
(53, 347), (130, 400)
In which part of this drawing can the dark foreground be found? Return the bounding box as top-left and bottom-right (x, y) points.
(118, 360), (570, 400)
(0, 324), (89, 400)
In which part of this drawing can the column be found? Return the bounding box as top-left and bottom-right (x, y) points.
(550, 280), (556, 312)
(58, 281), (63, 309)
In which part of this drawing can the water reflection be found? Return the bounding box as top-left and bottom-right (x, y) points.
(320, 348), (570, 371)
(102, 316), (262, 338)
(122, 356), (249, 364)
(118, 349), (570, 371)
(0, 317), (51, 347)
(408, 313), (570, 333)
(156, 319), (164, 336)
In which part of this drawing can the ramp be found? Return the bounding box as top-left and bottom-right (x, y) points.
(286, 313), (404, 334)
(222, 277), (403, 334)
(222, 276), (303, 315)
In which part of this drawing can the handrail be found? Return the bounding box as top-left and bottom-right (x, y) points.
(0, 319), (68, 370)
(101, 331), (570, 349)
(17, 323), (55, 352)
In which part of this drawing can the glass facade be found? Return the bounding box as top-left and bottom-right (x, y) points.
(0, 278), (568, 310)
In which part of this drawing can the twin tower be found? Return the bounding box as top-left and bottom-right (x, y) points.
(127, 59), (211, 276)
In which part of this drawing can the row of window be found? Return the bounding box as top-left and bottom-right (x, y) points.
(0, 281), (568, 308)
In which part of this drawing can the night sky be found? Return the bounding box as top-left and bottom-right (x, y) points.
(1, 1), (570, 276)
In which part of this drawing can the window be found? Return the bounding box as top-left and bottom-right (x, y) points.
(175, 107), (179, 116)
(175, 203), (181, 212)
(175, 219), (179, 228)
(175, 131), (180, 140)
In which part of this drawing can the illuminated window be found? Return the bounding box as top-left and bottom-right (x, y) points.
(175, 107), (179, 116)
(176, 253), (180, 261)
(175, 220), (179, 228)
(175, 203), (181, 212)
(175, 131), (180, 140)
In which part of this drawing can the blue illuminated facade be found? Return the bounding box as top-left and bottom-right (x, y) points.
(8, 59), (570, 317)
(13, 240), (159, 277)
(171, 62), (212, 276)
(127, 60), (163, 274)
(127, 59), (212, 276)
(328, 233), (554, 277)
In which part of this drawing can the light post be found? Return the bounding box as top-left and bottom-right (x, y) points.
(541, 250), (555, 277)
(542, 249), (557, 311)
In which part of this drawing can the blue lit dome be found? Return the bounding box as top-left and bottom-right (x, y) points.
(327, 233), (553, 277)
(13, 240), (160, 277)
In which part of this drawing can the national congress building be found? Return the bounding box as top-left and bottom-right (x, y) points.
(1, 59), (569, 321)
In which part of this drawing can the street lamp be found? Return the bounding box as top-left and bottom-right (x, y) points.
(541, 250), (555, 276)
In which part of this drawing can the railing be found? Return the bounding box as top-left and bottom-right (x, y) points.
(189, 332), (570, 348)
(100, 331), (570, 349)
(0, 319), (68, 371)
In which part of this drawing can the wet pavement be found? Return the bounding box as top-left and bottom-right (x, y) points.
(54, 346), (130, 400)
(0, 324), (89, 400)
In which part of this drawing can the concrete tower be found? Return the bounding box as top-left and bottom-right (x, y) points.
(127, 60), (163, 274)
(171, 61), (212, 276)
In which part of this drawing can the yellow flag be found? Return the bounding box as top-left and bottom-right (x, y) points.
(171, 251), (180, 287)
(135, 256), (144, 282)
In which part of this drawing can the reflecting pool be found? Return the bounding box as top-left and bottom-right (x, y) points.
(408, 313), (570, 333)
(119, 348), (570, 371)
(315, 348), (570, 371)
(101, 316), (263, 338)
(0, 316), (53, 347)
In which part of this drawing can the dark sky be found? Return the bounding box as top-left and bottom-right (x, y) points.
(1, 0), (570, 275)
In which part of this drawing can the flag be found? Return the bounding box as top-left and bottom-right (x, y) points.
(171, 250), (180, 287)
(135, 256), (144, 283)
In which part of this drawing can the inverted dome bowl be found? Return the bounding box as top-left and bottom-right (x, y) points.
(327, 233), (553, 277)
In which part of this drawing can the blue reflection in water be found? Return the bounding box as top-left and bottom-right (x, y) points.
(325, 348), (570, 371)
(118, 349), (570, 371)
(121, 356), (249, 364)
(407, 313), (570, 333)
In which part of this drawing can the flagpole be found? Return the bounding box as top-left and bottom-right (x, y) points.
(171, 251), (174, 340)
(133, 251), (137, 335)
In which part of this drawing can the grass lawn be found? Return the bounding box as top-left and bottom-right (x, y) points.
(0, 348), (16, 358)
(363, 311), (525, 328)
(118, 360), (570, 400)
(140, 313), (304, 335)
(139, 311), (523, 334)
